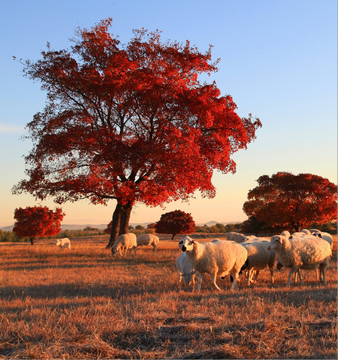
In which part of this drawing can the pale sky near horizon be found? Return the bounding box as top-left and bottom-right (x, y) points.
(0, 0), (337, 227)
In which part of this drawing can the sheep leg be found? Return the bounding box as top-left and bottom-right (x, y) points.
(269, 267), (274, 284)
(230, 273), (239, 290)
(177, 272), (182, 285)
(321, 269), (327, 285)
(247, 269), (250, 286)
(287, 268), (296, 286)
(247, 269), (252, 286)
(297, 269), (304, 285)
(319, 264), (327, 285)
(253, 270), (260, 281)
(210, 273), (221, 291)
(197, 273), (203, 291)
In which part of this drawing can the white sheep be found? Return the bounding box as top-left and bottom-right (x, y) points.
(269, 234), (332, 286)
(278, 230), (321, 281)
(54, 238), (71, 250)
(180, 236), (248, 291)
(311, 230), (333, 249)
(175, 252), (197, 287)
(240, 240), (276, 285)
(136, 234), (160, 252)
(111, 233), (137, 257)
(224, 232), (247, 243)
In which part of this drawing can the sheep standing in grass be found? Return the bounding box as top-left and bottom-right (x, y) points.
(111, 233), (137, 257)
(137, 234), (160, 252)
(224, 232), (247, 243)
(54, 238), (71, 250)
(278, 230), (322, 281)
(269, 234), (331, 286)
(240, 240), (276, 285)
(180, 236), (248, 291)
(175, 252), (196, 287)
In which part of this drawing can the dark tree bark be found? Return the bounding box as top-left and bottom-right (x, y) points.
(119, 202), (133, 235)
(106, 202), (122, 248)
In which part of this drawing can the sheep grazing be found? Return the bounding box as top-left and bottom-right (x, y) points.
(54, 238), (71, 250)
(269, 234), (332, 286)
(224, 232), (247, 243)
(175, 252), (196, 287)
(111, 233), (137, 257)
(240, 241), (276, 285)
(180, 236), (248, 291)
(136, 234), (160, 252)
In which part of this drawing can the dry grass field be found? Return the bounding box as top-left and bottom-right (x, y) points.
(0, 234), (337, 359)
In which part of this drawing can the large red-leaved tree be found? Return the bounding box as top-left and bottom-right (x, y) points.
(12, 19), (261, 247)
(243, 172), (337, 232)
(13, 206), (64, 245)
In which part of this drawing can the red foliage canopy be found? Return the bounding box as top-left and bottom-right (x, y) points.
(155, 210), (196, 240)
(243, 172), (337, 232)
(13, 206), (64, 244)
(13, 19), (261, 238)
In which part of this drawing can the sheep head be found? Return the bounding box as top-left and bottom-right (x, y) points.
(180, 236), (195, 252)
(269, 235), (288, 251)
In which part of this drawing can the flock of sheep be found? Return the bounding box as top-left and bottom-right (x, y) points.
(176, 229), (333, 290)
(54, 228), (333, 290)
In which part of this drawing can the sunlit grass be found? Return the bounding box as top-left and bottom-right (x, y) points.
(0, 235), (337, 359)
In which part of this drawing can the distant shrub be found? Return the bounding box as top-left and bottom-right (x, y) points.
(84, 226), (98, 231)
(58, 229), (104, 239)
(0, 230), (27, 242)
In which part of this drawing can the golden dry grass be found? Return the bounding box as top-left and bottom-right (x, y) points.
(0, 235), (337, 359)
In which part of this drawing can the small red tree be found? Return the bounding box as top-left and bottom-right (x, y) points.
(243, 172), (337, 233)
(13, 206), (65, 245)
(12, 19), (261, 247)
(155, 210), (196, 240)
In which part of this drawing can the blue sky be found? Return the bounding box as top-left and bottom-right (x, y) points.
(0, 0), (336, 226)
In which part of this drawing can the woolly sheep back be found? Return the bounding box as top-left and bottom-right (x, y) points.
(224, 232), (247, 243)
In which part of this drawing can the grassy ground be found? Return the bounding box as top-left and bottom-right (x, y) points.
(0, 235), (337, 359)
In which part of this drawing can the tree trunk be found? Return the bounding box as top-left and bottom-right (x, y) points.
(106, 202), (122, 248)
(119, 202), (133, 235)
(30, 237), (34, 245)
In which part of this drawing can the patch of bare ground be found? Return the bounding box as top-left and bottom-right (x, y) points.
(0, 235), (337, 359)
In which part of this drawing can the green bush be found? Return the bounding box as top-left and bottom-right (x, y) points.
(0, 230), (27, 242)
